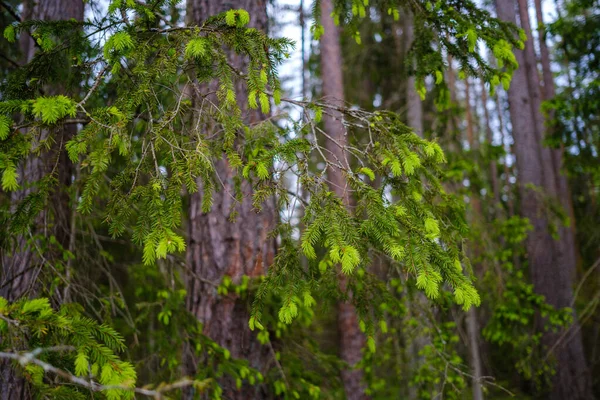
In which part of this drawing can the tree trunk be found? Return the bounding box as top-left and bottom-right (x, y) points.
(465, 78), (476, 150)
(533, 0), (578, 281)
(495, 93), (515, 216)
(495, 2), (594, 399)
(0, 0), (83, 397)
(532, 0), (555, 101)
(480, 80), (500, 208)
(467, 308), (484, 400)
(183, 1), (276, 399)
(464, 77), (485, 400)
(319, 1), (367, 399)
(405, 15), (423, 137)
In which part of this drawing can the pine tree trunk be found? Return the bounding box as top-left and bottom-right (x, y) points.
(533, 0), (578, 284)
(465, 78), (476, 150)
(495, 93), (515, 216)
(480, 80), (500, 208)
(183, 1), (276, 399)
(532, 0), (555, 101)
(0, 0), (83, 397)
(464, 77), (485, 400)
(495, 2), (594, 399)
(319, 1), (367, 398)
(405, 15), (423, 137)
(467, 308), (484, 400)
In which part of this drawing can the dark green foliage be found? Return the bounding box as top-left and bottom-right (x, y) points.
(1, 0), (597, 399)
(0, 297), (136, 399)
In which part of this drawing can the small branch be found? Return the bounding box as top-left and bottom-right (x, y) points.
(79, 64), (109, 106)
(0, 0), (21, 22)
(0, 52), (20, 68)
(0, 348), (206, 399)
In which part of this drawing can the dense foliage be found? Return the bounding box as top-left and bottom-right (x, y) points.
(0, 0), (598, 399)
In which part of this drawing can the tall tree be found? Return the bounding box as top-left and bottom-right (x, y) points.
(532, 0), (578, 280)
(405, 14), (423, 137)
(464, 77), (484, 400)
(495, 1), (593, 398)
(319, 0), (367, 398)
(183, 1), (276, 398)
(1, 0), (83, 301)
(0, 0), (83, 396)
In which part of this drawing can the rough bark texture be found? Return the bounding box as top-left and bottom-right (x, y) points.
(183, 1), (276, 399)
(532, 0), (555, 101)
(0, 0), (82, 397)
(0, 0), (82, 302)
(405, 15), (423, 137)
(533, 0), (578, 281)
(495, 2), (594, 399)
(319, 1), (367, 399)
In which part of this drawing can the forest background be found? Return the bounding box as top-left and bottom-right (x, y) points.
(0, 0), (598, 399)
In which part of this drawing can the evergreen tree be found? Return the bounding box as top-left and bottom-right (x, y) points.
(1, 0), (84, 396)
(495, 1), (593, 398)
(1, 0), (597, 399)
(182, 1), (276, 398)
(317, 0), (367, 398)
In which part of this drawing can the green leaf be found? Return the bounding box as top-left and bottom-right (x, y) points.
(21, 298), (50, 314)
(31, 96), (77, 124)
(390, 159), (402, 177)
(424, 217), (440, 240)
(435, 70), (443, 85)
(248, 91), (258, 109)
(185, 37), (209, 59)
(466, 28), (478, 52)
(303, 291), (316, 307)
(75, 351), (89, 376)
(103, 31), (134, 60)
(1, 162), (19, 191)
(454, 259), (462, 273)
(225, 9), (250, 27)
(278, 300), (298, 324)
(259, 92), (270, 114)
(142, 239), (156, 265)
(260, 69), (268, 84)
(341, 246), (360, 274)
(311, 24), (324, 40)
(379, 320), (388, 333)
(256, 162), (269, 179)
(3, 25), (15, 43)
(314, 106), (322, 123)
(359, 167), (375, 181)
(367, 336), (376, 353)
(402, 152), (421, 176)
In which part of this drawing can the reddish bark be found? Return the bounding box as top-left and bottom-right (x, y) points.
(319, 1), (367, 399)
(495, 2), (593, 399)
(182, 1), (276, 399)
(0, 0), (83, 396)
(405, 15), (423, 137)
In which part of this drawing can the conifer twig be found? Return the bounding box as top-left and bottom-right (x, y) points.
(0, 348), (208, 398)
